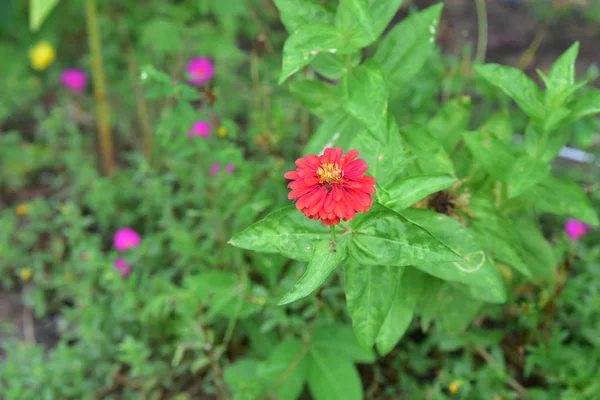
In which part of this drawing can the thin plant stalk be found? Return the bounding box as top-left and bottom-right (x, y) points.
(86, 0), (115, 175)
(474, 0), (488, 64)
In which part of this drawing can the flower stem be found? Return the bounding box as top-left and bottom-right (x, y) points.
(330, 225), (336, 244)
(86, 0), (115, 176)
(474, 0), (488, 64)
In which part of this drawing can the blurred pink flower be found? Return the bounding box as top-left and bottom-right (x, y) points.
(210, 162), (220, 175)
(114, 259), (132, 279)
(188, 121), (211, 139)
(60, 68), (87, 93)
(225, 163), (235, 173)
(565, 219), (590, 241)
(186, 57), (214, 85)
(113, 228), (141, 251)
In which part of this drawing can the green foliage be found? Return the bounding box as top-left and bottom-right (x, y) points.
(1, 0), (599, 399)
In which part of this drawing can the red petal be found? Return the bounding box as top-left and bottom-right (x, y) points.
(284, 171), (299, 180)
(341, 150), (359, 166)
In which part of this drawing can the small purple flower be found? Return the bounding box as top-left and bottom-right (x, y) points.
(225, 163), (235, 173)
(113, 228), (141, 251)
(565, 219), (590, 241)
(60, 68), (87, 93)
(210, 162), (220, 175)
(186, 57), (215, 85)
(114, 259), (132, 279)
(188, 121), (211, 139)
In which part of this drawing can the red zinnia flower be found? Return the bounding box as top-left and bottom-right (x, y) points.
(284, 148), (376, 226)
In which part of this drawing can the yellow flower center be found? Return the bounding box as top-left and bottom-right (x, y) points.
(317, 163), (343, 184)
(449, 381), (460, 393)
(20, 269), (32, 281)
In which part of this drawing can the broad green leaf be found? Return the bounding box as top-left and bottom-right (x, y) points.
(475, 64), (546, 121)
(289, 80), (340, 118)
(224, 359), (264, 400)
(505, 156), (551, 198)
(349, 116), (409, 188)
(369, 0), (405, 38)
(479, 110), (514, 144)
(344, 262), (402, 350)
(335, 0), (376, 47)
(260, 339), (309, 400)
(307, 350), (362, 400)
(402, 125), (455, 174)
(349, 203), (462, 266)
(517, 176), (599, 226)
(341, 59), (389, 141)
(278, 239), (348, 305)
(428, 96), (471, 153)
(230, 206), (330, 262)
(417, 274), (445, 331)
(544, 42), (579, 108)
(375, 3), (443, 97)
(311, 322), (375, 363)
(399, 208), (507, 302)
(463, 130), (515, 181)
(311, 51), (361, 80)
(375, 266), (424, 355)
(280, 24), (356, 84)
(379, 174), (457, 211)
(469, 196), (532, 277)
(273, 0), (333, 32)
(569, 88), (600, 120)
(514, 218), (557, 281)
(437, 283), (484, 334)
(30, 0), (60, 31)
(304, 111), (362, 155)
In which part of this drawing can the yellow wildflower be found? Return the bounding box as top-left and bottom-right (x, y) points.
(16, 204), (29, 216)
(217, 126), (228, 137)
(29, 41), (56, 71)
(20, 269), (32, 281)
(449, 381), (460, 394)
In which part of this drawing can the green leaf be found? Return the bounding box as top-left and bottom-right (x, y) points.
(514, 218), (557, 282)
(569, 88), (600, 120)
(463, 130), (515, 181)
(475, 64), (546, 121)
(375, 3), (443, 97)
(469, 196), (532, 278)
(278, 239), (348, 305)
(260, 339), (309, 400)
(517, 176), (599, 226)
(437, 283), (484, 334)
(311, 51), (361, 80)
(402, 125), (455, 174)
(230, 206), (330, 262)
(349, 116), (409, 188)
(378, 174), (457, 211)
(344, 262), (402, 350)
(341, 59), (389, 141)
(479, 110), (514, 144)
(349, 203), (462, 266)
(224, 359), (264, 400)
(289, 80), (340, 118)
(428, 96), (471, 153)
(304, 111), (362, 155)
(273, 0), (333, 32)
(369, 0), (405, 39)
(335, 0), (376, 47)
(375, 266), (424, 355)
(307, 350), (362, 400)
(311, 322), (375, 363)
(544, 42), (579, 108)
(30, 0), (60, 31)
(417, 274), (445, 331)
(280, 24), (356, 84)
(399, 208), (507, 302)
(505, 156), (551, 198)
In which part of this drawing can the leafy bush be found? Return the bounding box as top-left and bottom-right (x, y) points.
(1, 0), (599, 399)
